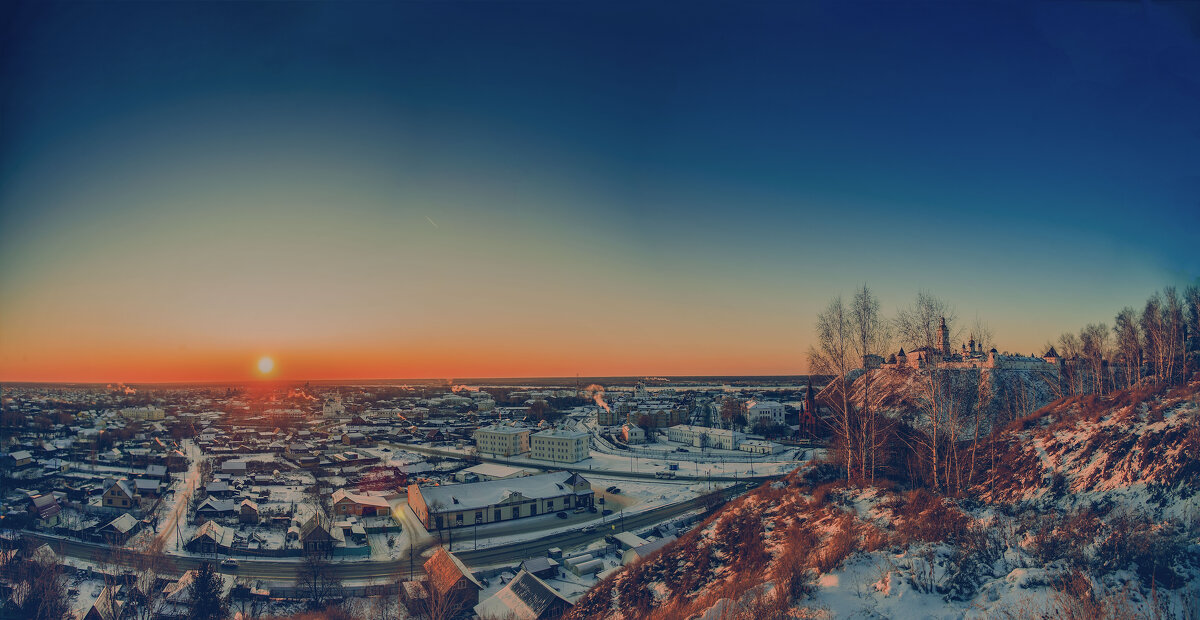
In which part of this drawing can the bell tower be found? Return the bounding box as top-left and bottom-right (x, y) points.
(939, 317), (950, 356)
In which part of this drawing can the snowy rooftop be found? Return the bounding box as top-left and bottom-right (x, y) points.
(416, 471), (591, 513)
(460, 463), (532, 478)
(476, 424), (532, 435)
(532, 428), (589, 439)
(474, 569), (573, 620)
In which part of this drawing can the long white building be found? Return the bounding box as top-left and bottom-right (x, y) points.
(407, 471), (594, 530)
(666, 424), (745, 450)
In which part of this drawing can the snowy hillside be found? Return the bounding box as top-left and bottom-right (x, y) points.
(842, 366), (1061, 434)
(978, 380), (1200, 513)
(566, 380), (1200, 619)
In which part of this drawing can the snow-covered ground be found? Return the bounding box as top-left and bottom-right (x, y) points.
(401, 441), (809, 478)
(152, 439), (202, 551)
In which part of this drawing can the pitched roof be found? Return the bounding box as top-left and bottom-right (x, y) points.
(190, 520), (234, 547)
(331, 488), (390, 509)
(195, 498), (238, 513)
(474, 569), (573, 620)
(101, 513), (140, 535)
(298, 513), (342, 544)
(88, 585), (123, 620)
(165, 569), (231, 604)
(628, 535), (677, 561)
(417, 471), (590, 513)
(31, 494), (61, 519)
(519, 557), (557, 574)
(459, 463), (531, 479)
(424, 547), (482, 595)
(107, 479), (134, 498)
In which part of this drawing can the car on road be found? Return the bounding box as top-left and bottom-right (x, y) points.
(379, 447), (391, 452)
(555, 511), (568, 519)
(220, 558), (239, 570)
(583, 525), (597, 533)
(610, 488), (621, 494)
(605, 486), (618, 493)
(588, 506), (597, 513)
(602, 509), (614, 516)
(574, 507), (585, 513)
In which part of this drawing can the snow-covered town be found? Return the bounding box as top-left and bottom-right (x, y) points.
(5, 1), (1200, 619)
(0, 379), (819, 618)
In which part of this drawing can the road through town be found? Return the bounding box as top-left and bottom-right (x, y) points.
(25, 482), (751, 587)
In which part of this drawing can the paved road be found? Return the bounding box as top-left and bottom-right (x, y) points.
(153, 439), (201, 552)
(27, 533), (427, 583)
(454, 482), (751, 566)
(26, 482), (753, 586)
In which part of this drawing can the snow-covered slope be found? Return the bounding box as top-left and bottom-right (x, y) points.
(565, 380), (1200, 620)
(978, 380), (1200, 514)
(839, 366), (1060, 434)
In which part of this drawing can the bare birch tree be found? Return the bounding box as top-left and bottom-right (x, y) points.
(808, 295), (857, 481)
(849, 284), (889, 484)
(1186, 285), (1200, 376)
(1113, 308), (1142, 389)
(894, 291), (957, 492)
(970, 315), (994, 354)
(1142, 292), (1169, 385)
(1080, 323), (1110, 395)
(1057, 332), (1082, 396)
(1163, 286), (1185, 385)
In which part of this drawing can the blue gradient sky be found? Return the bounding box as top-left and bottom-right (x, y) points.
(2, 2), (1198, 381)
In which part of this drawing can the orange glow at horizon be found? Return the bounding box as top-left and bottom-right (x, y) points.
(0, 339), (812, 384)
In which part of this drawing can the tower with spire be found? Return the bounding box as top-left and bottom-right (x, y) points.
(939, 317), (951, 356)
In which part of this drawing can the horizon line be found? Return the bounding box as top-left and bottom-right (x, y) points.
(0, 373), (824, 387)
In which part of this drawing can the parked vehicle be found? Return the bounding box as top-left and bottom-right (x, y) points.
(556, 511), (568, 519)
(655, 471), (676, 479)
(220, 558), (239, 570)
(602, 509), (614, 516)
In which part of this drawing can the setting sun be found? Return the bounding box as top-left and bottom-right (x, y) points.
(257, 356), (275, 375)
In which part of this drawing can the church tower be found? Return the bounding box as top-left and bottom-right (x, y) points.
(939, 317), (950, 356)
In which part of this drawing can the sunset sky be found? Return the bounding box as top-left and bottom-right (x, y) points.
(2, 2), (1198, 382)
